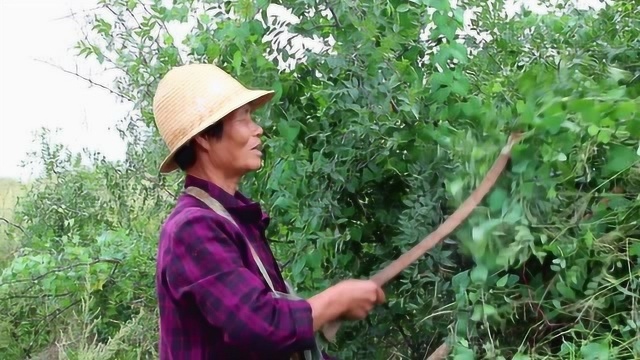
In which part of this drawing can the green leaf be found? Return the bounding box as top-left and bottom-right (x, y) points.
(597, 130), (611, 143)
(232, 50), (242, 75)
(272, 81), (283, 101)
(470, 304), (483, 321)
(580, 341), (610, 360)
(483, 304), (497, 317)
(256, 0), (270, 10)
(277, 120), (301, 143)
(470, 303), (496, 321)
(430, 71), (453, 91)
(349, 227), (362, 242)
(397, 4), (410, 12)
(604, 144), (639, 175)
(428, 0), (451, 11)
(449, 43), (468, 63)
(487, 187), (508, 212)
(470, 264), (488, 284)
(163, 33), (174, 46)
(292, 257), (306, 277)
(629, 117), (640, 137)
(451, 270), (470, 291)
(615, 100), (637, 118)
(453, 344), (475, 360)
(306, 250), (322, 269)
(451, 77), (470, 96)
(556, 281), (576, 300)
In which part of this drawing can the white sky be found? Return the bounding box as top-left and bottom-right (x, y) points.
(0, 0), (128, 182)
(0, 0), (608, 182)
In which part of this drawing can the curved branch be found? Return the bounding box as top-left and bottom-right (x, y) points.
(0, 217), (24, 234)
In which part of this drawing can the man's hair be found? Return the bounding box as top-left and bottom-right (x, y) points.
(174, 120), (225, 171)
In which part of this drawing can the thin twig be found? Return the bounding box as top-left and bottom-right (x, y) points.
(25, 298), (82, 356)
(391, 317), (414, 355)
(0, 217), (25, 234)
(32, 58), (133, 102)
(4, 258), (121, 285)
(49, 5), (102, 22)
(141, 2), (184, 65)
(0, 292), (72, 301)
(322, 0), (341, 27)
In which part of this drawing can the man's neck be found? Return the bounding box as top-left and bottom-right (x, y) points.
(187, 164), (240, 195)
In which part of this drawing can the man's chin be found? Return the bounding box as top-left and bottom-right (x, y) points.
(238, 156), (264, 174)
(247, 162), (263, 172)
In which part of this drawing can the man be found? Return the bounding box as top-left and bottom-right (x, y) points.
(153, 63), (385, 359)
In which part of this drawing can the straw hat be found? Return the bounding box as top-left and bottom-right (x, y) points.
(152, 63), (274, 173)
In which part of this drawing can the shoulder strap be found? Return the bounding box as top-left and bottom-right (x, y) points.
(184, 186), (278, 294)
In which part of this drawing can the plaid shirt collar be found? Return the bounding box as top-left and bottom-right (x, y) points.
(183, 174), (271, 227)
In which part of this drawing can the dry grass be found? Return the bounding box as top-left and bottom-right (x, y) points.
(0, 177), (26, 262)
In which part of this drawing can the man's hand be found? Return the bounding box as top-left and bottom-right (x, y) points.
(308, 279), (385, 331)
(333, 279), (385, 320)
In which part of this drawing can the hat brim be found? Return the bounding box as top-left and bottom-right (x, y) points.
(158, 89), (275, 174)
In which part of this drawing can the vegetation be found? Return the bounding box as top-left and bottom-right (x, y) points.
(0, 177), (25, 263)
(1, 0), (639, 359)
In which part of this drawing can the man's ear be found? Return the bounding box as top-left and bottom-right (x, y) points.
(193, 135), (211, 151)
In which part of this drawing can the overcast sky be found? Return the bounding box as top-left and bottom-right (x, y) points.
(0, 0), (608, 182)
(0, 0), (128, 182)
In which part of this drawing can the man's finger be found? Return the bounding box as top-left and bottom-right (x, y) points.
(376, 287), (386, 304)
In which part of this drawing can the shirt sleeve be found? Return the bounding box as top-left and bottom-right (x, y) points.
(163, 207), (316, 353)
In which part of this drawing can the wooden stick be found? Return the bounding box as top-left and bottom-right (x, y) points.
(426, 342), (450, 360)
(321, 133), (522, 342)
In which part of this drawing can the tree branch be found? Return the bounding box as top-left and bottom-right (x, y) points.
(33, 58), (133, 102)
(0, 217), (25, 234)
(25, 298), (82, 356)
(5, 258), (122, 285)
(325, 1), (342, 28)
(0, 292), (72, 301)
(140, 3), (185, 65)
(425, 342), (450, 360)
(50, 5), (102, 22)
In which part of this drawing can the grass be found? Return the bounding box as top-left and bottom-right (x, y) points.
(0, 177), (26, 263)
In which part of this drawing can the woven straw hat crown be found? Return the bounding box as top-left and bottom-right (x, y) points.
(153, 63), (274, 173)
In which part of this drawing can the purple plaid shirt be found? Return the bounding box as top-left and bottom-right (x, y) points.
(156, 175), (320, 359)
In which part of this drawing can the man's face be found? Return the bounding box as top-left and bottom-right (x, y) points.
(204, 104), (264, 177)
